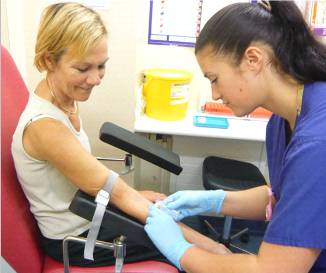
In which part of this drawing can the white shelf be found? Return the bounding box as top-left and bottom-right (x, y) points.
(134, 111), (268, 142)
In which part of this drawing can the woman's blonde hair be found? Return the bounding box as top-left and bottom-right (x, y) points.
(34, 2), (107, 72)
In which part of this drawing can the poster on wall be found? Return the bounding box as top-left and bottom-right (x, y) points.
(295, 0), (326, 36)
(148, 0), (326, 47)
(148, 0), (202, 47)
(311, 0), (326, 36)
(148, 0), (249, 47)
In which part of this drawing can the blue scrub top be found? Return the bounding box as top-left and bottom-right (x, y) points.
(264, 82), (326, 273)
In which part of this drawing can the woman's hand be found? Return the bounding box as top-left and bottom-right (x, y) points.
(138, 190), (166, 202)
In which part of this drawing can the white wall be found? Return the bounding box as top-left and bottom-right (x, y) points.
(4, 0), (324, 189)
(1, 0), (28, 81)
(2, 0), (143, 184)
(2, 0), (211, 186)
(134, 0), (211, 111)
(1, 0), (268, 189)
(133, 0), (267, 193)
(1, 0), (9, 48)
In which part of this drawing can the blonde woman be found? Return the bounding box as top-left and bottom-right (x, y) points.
(12, 2), (228, 268)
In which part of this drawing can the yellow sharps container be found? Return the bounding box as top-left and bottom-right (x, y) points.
(143, 68), (192, 121)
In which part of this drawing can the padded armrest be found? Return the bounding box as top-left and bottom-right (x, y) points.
(99, 122), (182, 175)
(69, 190), (154, 248)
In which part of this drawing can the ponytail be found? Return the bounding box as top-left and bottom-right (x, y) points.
(269, 1), (326, 82)
(195, 1), (326, 83)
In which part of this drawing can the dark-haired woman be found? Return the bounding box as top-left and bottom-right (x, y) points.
(144, 1), (326, 272)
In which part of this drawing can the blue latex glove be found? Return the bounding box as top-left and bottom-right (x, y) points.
(145, 205), (193, 270)
(164, 190), (226, 221)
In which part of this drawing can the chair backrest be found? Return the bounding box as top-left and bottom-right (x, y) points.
(203, 156), (266, 191)
(1, 46), (44, 273)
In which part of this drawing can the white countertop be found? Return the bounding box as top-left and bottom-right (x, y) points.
(134, 111), (268, 142)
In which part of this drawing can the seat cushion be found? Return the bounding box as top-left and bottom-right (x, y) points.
(203, 156), (266, 191)
(43, 256), (178, 273)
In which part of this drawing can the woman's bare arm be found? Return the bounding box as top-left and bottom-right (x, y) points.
(180, 241), (320, 273)
(23, 118), (227, 253)
(222, 185), (275, 221)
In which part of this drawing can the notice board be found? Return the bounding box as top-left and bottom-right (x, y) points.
(148, 0), (326, 47)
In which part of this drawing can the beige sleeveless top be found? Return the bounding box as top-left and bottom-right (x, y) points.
(12, 92), (90, 239)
